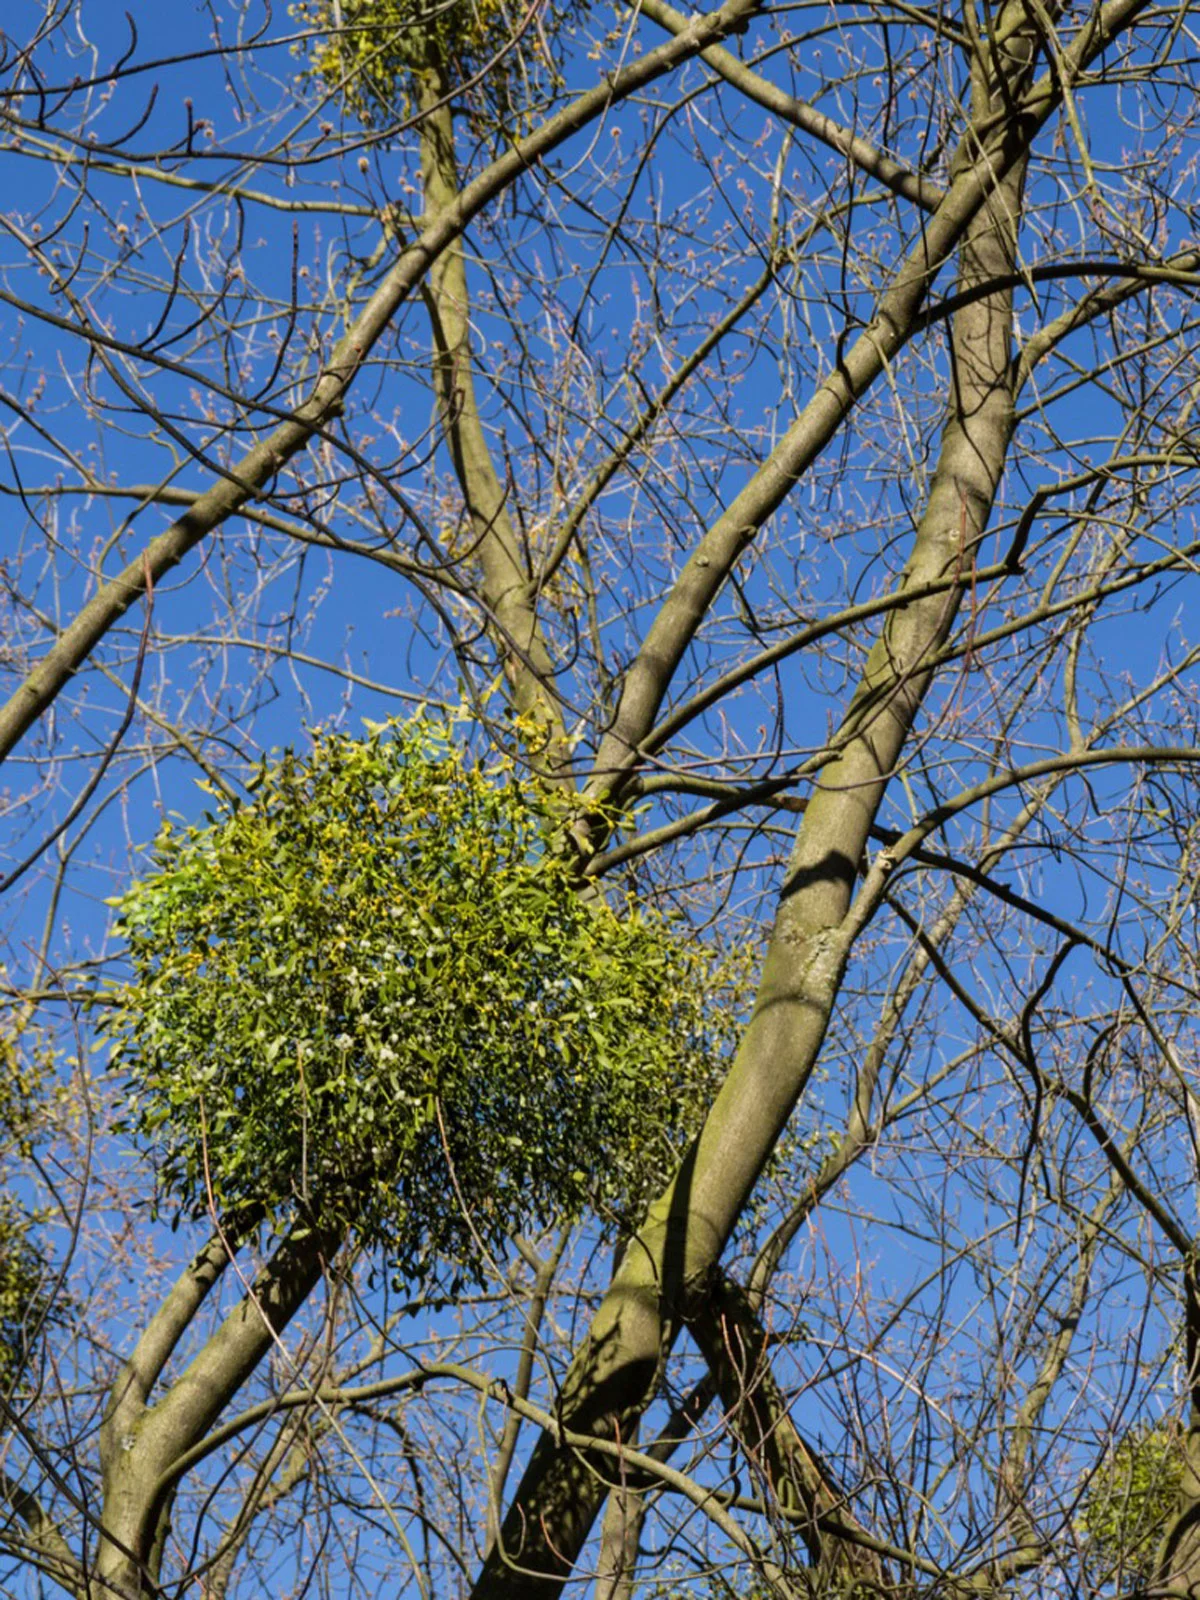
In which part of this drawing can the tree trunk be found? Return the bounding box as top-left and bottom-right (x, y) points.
(473, 10), (1036, 1589)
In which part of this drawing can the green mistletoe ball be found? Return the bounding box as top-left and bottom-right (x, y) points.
(107, 717), (734, 1283)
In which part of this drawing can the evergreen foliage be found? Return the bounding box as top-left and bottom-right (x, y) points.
(0, 1039), (66, 1391)
(1083, 1421), (1183, 1589)
(106, 717), (736, 1284)
(291, 0), (583, 128)
(0, 1202), (55, 1391)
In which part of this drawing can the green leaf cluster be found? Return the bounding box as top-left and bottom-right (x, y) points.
(290, 0), (586, 129)
(106, 717), (736, 1284)
(0, 1034), (69, 1392)
(0, 1199), (56, 1391)
(1083, 1420), (1182, 1587)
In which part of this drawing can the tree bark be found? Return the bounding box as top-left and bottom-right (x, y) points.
(97, 1224), (339, 1598)
(690, 1276), (887, 1589)
(473, 6), (1038, 1588)
(416, 61), (571, 778)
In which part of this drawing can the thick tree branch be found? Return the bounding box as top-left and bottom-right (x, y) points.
(416, 57), (570, 776)
(0, 0), (767, 768)
(691, 1275), (887, 1587)
(579, 0), (1156, 834)
(635, 0), (945, 211)
(474, 5), (1044, 1589)
(98, 1221), (339, 1598)
(0, 1468), (84, 1599)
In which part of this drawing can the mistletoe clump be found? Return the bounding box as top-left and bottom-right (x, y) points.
(1083, 1420), (1183, 1588)
(0, 1035), (72, 1391)
(0, 1201), (57, 1390)
(292, 0), (584, 129)
(107, 717), (733, 1284)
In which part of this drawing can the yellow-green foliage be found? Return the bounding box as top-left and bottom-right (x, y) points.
(292, 0), (580, 127)
(0, 1200), (54, 1390)
(1084, 1420), (1182, 1587)
(0, 1037), (66, 1391)
(106, 716), (737, 1286)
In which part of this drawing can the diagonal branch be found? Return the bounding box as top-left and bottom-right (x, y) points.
(415, 54), (570, 776)
(578, 0), (1159, 842)
(0, 1468), (85, 1600)
(474, 4), (1050, 1591)
(690, 1275), (887, 1588)
(634, 0), (945, 211)
(0, 0), (768, 769)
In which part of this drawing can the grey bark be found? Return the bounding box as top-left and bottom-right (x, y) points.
(474, 3), (1046, 1587)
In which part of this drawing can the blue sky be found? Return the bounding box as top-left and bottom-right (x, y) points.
(2, 1), (1200, 1596)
